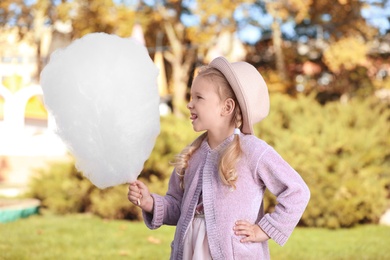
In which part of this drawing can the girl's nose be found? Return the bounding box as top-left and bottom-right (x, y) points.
(187, 101), (193, 109)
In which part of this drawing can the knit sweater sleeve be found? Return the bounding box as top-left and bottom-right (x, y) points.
(256, 146), (310, 246)
(143, 169), (184, 229)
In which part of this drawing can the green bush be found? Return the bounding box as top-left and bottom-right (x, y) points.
(27, 163), (93, 214)
(256, 94), (390, 228)
(28, 94), (390, 228)
(27, 163), (142, 219)
(88, 185), (140, 220)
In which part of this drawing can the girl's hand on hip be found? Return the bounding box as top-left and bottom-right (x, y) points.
(128, 180), (154, 213)
(233, 220), (270, 243)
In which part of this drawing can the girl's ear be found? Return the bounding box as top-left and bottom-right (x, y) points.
(222, 98), (235, 116)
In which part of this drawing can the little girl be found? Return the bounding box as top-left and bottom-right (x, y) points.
(128, 56), (310, 260)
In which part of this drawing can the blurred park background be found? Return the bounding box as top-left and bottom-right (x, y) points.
(1, 0), (390, 259)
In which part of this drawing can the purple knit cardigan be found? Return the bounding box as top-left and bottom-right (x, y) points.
(143, 133), (310, 260)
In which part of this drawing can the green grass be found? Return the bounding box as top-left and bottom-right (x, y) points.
(269, 225), (390, 260)
(1, 214), (390, 260)
(0, 214), (174, 260)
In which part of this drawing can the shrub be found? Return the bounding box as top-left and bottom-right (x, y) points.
(27, 162), (141, 219)
(256, 94), (390, 228)
(88, 185), (140, 220)
(26, 163), (92, 214)
(28, 94), (390, 228)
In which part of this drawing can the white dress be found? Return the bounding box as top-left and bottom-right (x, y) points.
(182, 193), (212, 259)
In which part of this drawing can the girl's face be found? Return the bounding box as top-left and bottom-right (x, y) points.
(187, 76), (226, 133)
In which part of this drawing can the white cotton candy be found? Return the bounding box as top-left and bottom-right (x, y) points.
(40, 33), (160, 189)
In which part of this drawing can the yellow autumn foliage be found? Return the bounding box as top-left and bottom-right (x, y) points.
(323, 37), (369, 73)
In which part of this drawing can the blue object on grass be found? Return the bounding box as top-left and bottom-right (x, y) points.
(0, 199), (40, 223)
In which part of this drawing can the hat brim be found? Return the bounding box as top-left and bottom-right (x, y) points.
(210, 57), (253, 134)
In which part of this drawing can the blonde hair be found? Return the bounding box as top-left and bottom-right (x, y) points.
(173, 66), (243, 190)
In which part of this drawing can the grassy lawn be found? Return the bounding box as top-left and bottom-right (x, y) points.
(1, 214), (390, 260)
(1, 214), (174, 260)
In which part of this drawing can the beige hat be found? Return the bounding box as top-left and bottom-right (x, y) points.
(209, 56), (270, 135)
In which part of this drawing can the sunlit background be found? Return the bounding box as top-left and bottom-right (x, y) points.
(1, 0), (390, 259)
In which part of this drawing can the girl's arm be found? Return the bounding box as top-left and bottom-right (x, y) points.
(130, 169), (184, 229)
(256, 147), (310, 246)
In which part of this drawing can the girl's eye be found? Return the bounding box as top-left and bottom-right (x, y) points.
(190, 95), (203, 100)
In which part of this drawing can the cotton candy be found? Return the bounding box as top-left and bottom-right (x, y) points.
(40, 33), (160, 189)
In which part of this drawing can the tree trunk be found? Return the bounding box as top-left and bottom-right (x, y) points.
(272, 20), (288, 82)
(33, 9), (45, 82)
(171, 60), (188, 116)
(164, 22), (195, 117)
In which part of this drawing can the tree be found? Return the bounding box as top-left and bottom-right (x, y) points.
(152, 1), (197, 117)
(138, 0), (254, 117)
(308, 0), (380, 99)
(70, 0), (137, 38)
(246, 0), (383, 99)
(2, 0), (252, 115)
(0, 0), (71, 81)
(266, 0), (311, 84)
